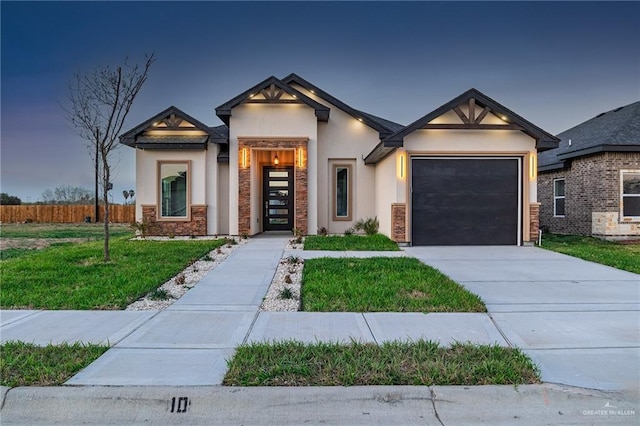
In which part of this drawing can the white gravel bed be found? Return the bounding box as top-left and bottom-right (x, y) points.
(260, 254), (304, 312)
(285, 236), (304, 250)
(126, 237), (247, 310)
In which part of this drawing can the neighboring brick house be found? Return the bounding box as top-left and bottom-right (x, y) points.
(538, 101), (640, 239)
(120, 74), (559, 245)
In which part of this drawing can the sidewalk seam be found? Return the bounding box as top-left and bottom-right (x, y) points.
(487, 313), (513, 348)
(361, 314), (378, 345)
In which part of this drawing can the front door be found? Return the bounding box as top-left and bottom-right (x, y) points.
(263, 166), (294, 231)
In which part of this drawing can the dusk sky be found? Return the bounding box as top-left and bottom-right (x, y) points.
(1, 1), (638, 202)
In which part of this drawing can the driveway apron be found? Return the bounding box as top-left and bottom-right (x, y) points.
(404, 245), (640, 396)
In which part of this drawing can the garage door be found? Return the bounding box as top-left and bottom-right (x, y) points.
(411, 157), (520, 245)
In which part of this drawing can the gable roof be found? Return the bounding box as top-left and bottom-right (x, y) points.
(364, 88), (560, 164)
(120, 105), (219, 149)
(215, 76), (330, 125)
(538, 101), (640, 171)
(282, 73), (404, 138)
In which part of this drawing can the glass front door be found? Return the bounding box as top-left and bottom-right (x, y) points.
(263, 166), (294, 231)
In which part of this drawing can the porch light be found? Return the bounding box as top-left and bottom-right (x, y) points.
(529, 154), (537, 179)
(273, 154), (279, 165)
(397, 151), (406, 179)
(297, 148), (304, 168)
(242, 148), (248, 168)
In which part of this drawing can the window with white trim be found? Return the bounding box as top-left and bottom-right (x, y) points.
(159, 162), (189, 218)
(333, 164), (352, 221)
(553, 178), (565, 217)
(621, 171), (640, 219)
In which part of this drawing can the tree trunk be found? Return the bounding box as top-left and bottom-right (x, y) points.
(102, 159), (111, 262)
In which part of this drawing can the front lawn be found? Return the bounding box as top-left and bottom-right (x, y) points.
(1, 237), (224, 310)
(542, 234), (640, 274)
(304, 234), (399, 251)
(0, 341), (108, 387)
(301, 257), (485, 312)
(224, 340), (540, 386)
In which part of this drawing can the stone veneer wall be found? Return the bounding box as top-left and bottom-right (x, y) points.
(141, 205), (207, 236)
(391, 203), (407, 243)
(538, 152), (640, 237)
(529, 203), (540, 242)
(238, 138), (308, 236)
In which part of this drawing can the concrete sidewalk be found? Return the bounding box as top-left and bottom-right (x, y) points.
(405, 245), (640, 397)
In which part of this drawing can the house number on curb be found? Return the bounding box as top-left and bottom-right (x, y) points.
(170, 397), (191, 413)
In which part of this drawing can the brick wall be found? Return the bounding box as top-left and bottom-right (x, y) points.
(529, 203), (540, 241)
(391, 203), (407, 243)
(539, 152), (640, 236)
(238, 138), (308, 236)
(141, 205), (207, 236)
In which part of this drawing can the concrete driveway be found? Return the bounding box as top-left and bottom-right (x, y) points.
(404, 245), (640, 397)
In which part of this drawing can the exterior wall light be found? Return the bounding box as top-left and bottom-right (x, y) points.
(397, 151), (406, 179)
(298, 148), (304, 168)
(273, 154), (279, 165)
(241, 148), (248, 168)
(529, 154), (537, 179)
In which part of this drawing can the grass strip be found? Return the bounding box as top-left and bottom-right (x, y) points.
(0, 223), (133, 239)
(0, 341), (109, 387)
(302, 257), (485, 312)
(304, 234), (399, 251)
(542, 234), (640, 274)
(224, 340), (540, 386)
(1, 237), (224, 310)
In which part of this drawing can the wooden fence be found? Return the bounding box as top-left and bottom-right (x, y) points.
(0, 205), (135, 223)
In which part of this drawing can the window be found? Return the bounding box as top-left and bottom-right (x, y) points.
(622, 171), (640, 219)
(333, 164), (352, 221)
(553, 178), (565, 217)
(159, 162), (189, 218)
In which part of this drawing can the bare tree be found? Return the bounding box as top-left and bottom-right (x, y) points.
(65, 54), (155, 261)
(42, 185), (93, 204)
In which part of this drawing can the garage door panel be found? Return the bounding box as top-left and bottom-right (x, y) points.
(412, 192), (518, 211)
(413, 208), (518, 227)
(413, 159), (518, 178)
(413, 225), (517, 245)
(411, 158), (520, 246)
(413, 176), (516, 195)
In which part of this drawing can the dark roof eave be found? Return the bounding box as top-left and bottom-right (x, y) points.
(537, 139), (561, 151)
(557, 144), (640, 160)
(135, 143), (207, 150)
(282, 73), (403, 134)
(538, 161), (566, 172)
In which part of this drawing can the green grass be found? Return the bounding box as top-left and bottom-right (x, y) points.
(0, 247), (38, 260)
(224, 340), (540, 386)
(1, 237), (224, 309)
(301, 257), (485, 312)
(0, 223), (132, 239)
(542, 234), (640, 274)
(0, 341), (109, 387)
(304, 234), (399, 251)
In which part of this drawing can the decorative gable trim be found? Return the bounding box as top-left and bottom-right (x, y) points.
(215, 76), (330, 125)
(364, 88), (560, 164)
(120, 106), (220, 149)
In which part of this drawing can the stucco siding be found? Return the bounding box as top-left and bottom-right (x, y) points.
(217, 163), (229, 235)
(374, 151), (401, 238)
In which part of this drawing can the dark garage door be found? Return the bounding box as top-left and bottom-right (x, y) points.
(411, 158), (520, 246)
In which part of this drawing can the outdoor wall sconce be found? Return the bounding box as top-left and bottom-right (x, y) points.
(397, 151), (406, 179)
(241, 148), (248, 168)
(297, 148), (304, 168)
(273, 153), (279, 165)
(529, 154), (537, 179)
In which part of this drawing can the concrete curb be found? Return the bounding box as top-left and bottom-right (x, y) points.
(0, 384), (637, 425)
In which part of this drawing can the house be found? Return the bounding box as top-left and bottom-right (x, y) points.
(538, 101), (640, 239)
(120, 74), (559, 245)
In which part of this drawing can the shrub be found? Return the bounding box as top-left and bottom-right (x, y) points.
(279, 287), (294, 300)
(175, 273), (186, 286)
(317, 227), (328, 236)
(344, 227), (355, 236)
(354, 217), (379, 236)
